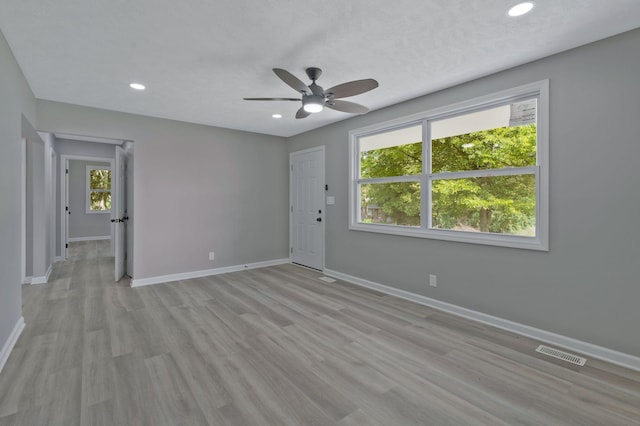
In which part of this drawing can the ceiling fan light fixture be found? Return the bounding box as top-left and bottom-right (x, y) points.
(303, 103), (323, 113)
(244, 67), (379, 119)
(303, 95), (325, 113)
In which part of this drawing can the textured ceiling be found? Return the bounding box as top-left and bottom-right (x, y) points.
(1, 0), (639, 137)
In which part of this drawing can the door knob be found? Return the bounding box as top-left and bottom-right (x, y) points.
(316, 217), (322, 222)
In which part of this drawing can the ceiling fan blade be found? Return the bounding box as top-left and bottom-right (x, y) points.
(326, 79), (379, 99)
(273, 68), (311, 95)
(295, 107), (311, 119)
(243, 97), (301, 101)
(327, 100), (369, 114)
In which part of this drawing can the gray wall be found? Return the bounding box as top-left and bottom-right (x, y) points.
(288, 29), (640, 357)
(37, 102), (290, 280)
(0, 30), (36, 357)
(68, 160), (112, 239)
(56, 138), (117, 157)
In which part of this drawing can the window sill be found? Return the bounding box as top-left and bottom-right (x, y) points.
(349, 222), (548, 251)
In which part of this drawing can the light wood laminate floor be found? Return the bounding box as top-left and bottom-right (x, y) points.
(1, 241), (639, 425)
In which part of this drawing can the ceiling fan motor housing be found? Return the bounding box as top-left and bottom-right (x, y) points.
(305, 67), (323, 82)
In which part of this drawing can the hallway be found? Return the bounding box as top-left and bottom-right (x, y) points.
(62, 240), (113, 262)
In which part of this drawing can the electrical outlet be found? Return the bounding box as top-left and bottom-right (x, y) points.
(209, 251), (215, 261)
(429, 274), (437, 287)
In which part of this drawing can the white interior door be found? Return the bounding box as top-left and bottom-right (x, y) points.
(125, 143), (134, 278)
(50, 152), (56, 264)
(64, 159), (69, 259)
(290, 147), (324, 270)
(114, 146), (126, 281)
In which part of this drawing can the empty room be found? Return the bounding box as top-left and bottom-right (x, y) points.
(1, 1), (639, 425)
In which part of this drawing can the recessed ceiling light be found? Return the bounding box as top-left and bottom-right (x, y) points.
(129, 83), (146, 90)
(508, 2), (534, 17)
(272, 113), (282, 119)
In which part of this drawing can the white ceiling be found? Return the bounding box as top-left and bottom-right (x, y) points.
(1, 1), (639, 138)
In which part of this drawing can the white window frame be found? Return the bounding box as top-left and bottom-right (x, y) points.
(349, 80), (549, 251)
(86, 165), (112, 214)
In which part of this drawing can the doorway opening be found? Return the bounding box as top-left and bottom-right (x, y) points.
(61, 155), (115, 259)
(54, 135), (134, 283)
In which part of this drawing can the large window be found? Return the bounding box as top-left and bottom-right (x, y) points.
(350, 81), (548, 250)
(86, 165), (112, 214)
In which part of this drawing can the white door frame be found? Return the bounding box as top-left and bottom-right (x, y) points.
(20, 138), (27, 284)
(60, 154), (114, 260)
(50, 151), (57, 264)
(289, 146), (325, 270)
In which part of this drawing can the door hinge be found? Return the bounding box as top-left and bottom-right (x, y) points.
(65, 243), (68, 248)
(290, 247), (293, 253)
(66, 168), (69, 174)
(65, 206), (68, 211)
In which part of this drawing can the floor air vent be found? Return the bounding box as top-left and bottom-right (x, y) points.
(318, 276), (336, 283)
(535, 345), (587, 366)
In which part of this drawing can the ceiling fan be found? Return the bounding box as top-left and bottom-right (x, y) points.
(244, 67), (379, 119)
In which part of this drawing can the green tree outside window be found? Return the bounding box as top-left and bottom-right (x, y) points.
(359, 124), (536, 235)
(88, 168), (112, 211)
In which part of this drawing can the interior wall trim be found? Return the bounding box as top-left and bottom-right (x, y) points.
(323, 268), (640, 372)
(130, 258), (290, 288)
(30, 263), (52, 285)
(0, 316), (25, 374)
(68, 236), (111, 242)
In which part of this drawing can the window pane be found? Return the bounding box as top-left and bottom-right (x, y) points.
(431, 174), (536, 235)
(90, 191), (111, 211)
(90, 169), (112, 190)
(431, 100), (537, 173)
(360, 181), (420, 226)
(359, 125), (422, 178)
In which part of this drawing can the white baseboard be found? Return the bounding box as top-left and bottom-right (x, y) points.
(0, 316), (25, 374)
(131, 258), (290, 288)
(68, 236), (111, 242)
(54, 256), (64, 262)
(30, 263), (52, 285)
(323, 268), (640, 372)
